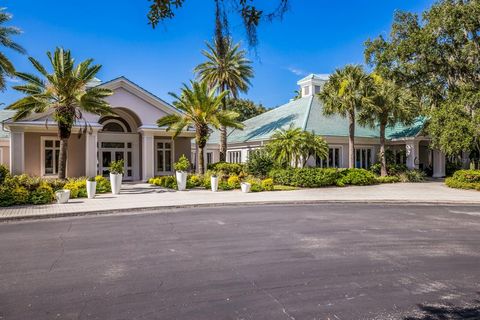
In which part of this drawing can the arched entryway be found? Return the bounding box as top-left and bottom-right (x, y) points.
(97, 108), (142, 181)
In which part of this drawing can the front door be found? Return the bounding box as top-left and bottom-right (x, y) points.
(99, 142), (134, 180)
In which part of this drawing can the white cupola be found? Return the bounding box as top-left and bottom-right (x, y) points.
(296, 74), (329, 97)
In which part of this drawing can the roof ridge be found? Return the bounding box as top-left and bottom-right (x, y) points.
(301, 95), (315, 131)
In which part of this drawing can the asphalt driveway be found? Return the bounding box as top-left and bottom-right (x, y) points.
(1, 204), (480, 319)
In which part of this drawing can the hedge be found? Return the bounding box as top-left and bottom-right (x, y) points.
(445, 170), (480, 191)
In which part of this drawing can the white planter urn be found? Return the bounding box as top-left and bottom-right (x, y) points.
(211, 176), (219, 192)
(110, 173), (123, 195)
(176, 171), (187, 191)
(241, 182), (251, 193)
(55, 189), (70, 204)
(86, 180), (97, 199)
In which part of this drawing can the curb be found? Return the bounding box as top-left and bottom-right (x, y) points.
(2, 200), (480, 222)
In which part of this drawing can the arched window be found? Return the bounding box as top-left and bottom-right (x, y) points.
(100, 118), (131, 133)
(103, 121), (125, 132)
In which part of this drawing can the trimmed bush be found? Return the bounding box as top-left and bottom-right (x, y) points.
(376, 175), (401, 184)
(247, 178), (263, 192)
(29, 183), (54, 205)
(208, 162), (244, 176)
(187, 174), (202, 188)
(227, 175), (241, 189)
(261, 178), (274, 191)
(337, 169), (377, 186)
(12, 186), (30, 205)
(269, 168), (339, 188)
(370, 163), (407, 176)
(0, 164), (9, 184)
(445, 170), (480, 191)
(0, 185), (14, 207)
(95, 176), (111, 193)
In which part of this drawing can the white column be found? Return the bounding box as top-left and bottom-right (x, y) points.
(142, 132), (154, 181)
(405, 139), (419, 170)
(85, 129), (98, 177)
(432, 149), (446, 178)
(10, 130), (24, 175)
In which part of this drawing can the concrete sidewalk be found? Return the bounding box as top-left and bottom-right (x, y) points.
(1, 181), (479, 221)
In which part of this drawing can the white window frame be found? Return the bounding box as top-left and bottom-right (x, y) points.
(40, 136), (61, 177)
(355, 146), (374, 169)
(316, 146), (343, 168)
(228, 150), (242, 164)
(154, 139), (174, 175)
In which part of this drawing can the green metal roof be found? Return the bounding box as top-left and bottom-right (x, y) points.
(208, 96), (426, 144)
(0, 110), (15, 139)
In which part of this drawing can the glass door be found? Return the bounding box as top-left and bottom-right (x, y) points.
(98, 142), (134, 180)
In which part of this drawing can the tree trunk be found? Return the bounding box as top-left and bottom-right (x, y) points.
(379, 123), (387, 177)
(57, 124), (72, 180)
(348, 111), (355, 168)
(198, 145), (205, 175)
(219, 83), (227, 162)
(58, 138), (69, 180)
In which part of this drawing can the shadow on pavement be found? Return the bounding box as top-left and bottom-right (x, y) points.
(404, 294), (480, 320)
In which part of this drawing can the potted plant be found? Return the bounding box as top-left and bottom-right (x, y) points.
(86, 176), (97, 199)
(241, 181), (251, 193)
(174, 155), (190, 191)
(109, 159), (124, 195)
(210, 173), (219, 192)
(55, 189), (71, 204)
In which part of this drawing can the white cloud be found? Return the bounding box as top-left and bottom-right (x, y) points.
(286, 66), (308, 76)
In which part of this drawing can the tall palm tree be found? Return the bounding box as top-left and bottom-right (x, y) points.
(0, 8), (26, 91)
(194, 37), (253, 162)
(157, 81), (244, 174)
(7, 48), (113, 179)
(359, 74), (418, 176)
(299, 131), (329, 167)
(318, 65), (374, 168)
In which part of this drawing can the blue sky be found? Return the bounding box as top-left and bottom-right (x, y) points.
(2, 0), (434, 109)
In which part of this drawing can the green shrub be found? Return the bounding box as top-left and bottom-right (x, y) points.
(208, 162), (244, 176)
(63, 180), (80, 198)
(451, 170), (480, 183)
(95, 176), (111, 193)
(163, 176), (177, 189)
(30, 183), (54, 205)
(227, 175), (241, 189)
(370, 163), (407, 176)
(376, 175), (401, 184)
(109, 159), (125, 175)
(0, 164), (9, 184)
(12, 186), (30, 205)
(247, 178), (263, 192)
(187, 174), (202, 188)
(245, 150), (275, 178)
(399, 170), (426, 182)
(337, 169), (377, 186)
(174, 155), (190, 172)
(0, 185), (14, 207)
(46, 178), (67, 191)
(269, 168), (339, 188)
(261, 178), (274, 191)
(218, 181), (234, 190)
(445, 170), (480, 191)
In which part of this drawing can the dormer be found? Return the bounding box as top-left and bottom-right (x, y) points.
(297, 74), (329, 97)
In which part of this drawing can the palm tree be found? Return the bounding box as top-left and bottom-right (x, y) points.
(7, 48), (113, 179)
(359, 74), (418, 176)
(267, 126), (328, 168)
(299, 131), (329, 167)
(157, 81), (244, 174)
(318, 65), (373, 168)
(194, 37), (253, 162)
(0, 8), (26, 91)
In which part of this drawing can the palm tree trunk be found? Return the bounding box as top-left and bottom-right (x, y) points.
(198, 145), (205, 175)
(219, 83), (227, 162)
(57, 123), (72, 180)
(379, 123), (387, 177)
(348, 111), (355, 168)
(58, 137), (69, 180)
